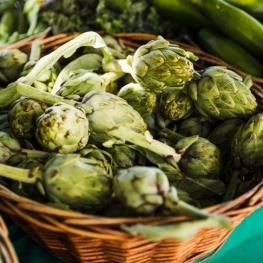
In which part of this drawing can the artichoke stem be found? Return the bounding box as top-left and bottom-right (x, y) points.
(21, 148), (54, 159)
(16, 82), (93, 112)
(159, 128), (184, 144)
(29, 39), (42, 61)
(222, 169), (246, 202)
(165, 187), (231, 228)
(0, 163), (43, 184)
(108, 126), (183, 173)
(103, 58), (132, 74)
(0, 82), (21, 108)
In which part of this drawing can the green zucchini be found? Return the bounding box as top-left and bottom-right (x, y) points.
(192, 0), (263, 58)
(225, 0), (263, 19)
(150, 0), (210, 29)
(198, 27), (263, 78)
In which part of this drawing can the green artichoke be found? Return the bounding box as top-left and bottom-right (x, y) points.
(0, 131), (21, 164)
(82, 90), (147, 146)
(44, 154), (113, 210)
(188, 66), (257, 119)
(104, 144), (146, 169)
(223, 113), (263, 201)
(0, 154), (113, 211)
(207, 118), (245, 165)
(176, 115), (217, 138)
(56, 69), (104, 97)
(117, 82), (157, 116)
(0, 49), (28, 84)
(159, 89), (194, 121)
(231, 113), (263, 170)
(8, 97), (48, 139)
(35, 102), (89, 153)
(78, 143), (113, 177)
(128, 35), (198, 93)
(142, 104), (173, 138)
(159, 128), (222, 179)
(113, 166), (230, 224)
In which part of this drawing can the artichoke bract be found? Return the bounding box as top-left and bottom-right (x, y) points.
(35, 102), (89, 153)
(0, 49), (28, 84)
(128, 35), (198, 93)
(8, 97), (48, 139)
(188, 66), (257, 119)
(56, 69), (104, 97)
(0, 131), (21, 164)
(159, 89), (194, 121)
(176, 115), (217, 138)
(117, 82), (157, 116)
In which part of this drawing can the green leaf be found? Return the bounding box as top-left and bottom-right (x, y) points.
(121, 216), (231, 241)
(171, 176), (226, 199)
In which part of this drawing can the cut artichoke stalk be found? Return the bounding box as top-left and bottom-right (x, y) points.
(0, 154), (113, 210)
(16, 83), (199, 177)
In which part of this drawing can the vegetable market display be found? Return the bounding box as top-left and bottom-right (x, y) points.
(1, 1), (263, 262)
(0, 29), (263, 263)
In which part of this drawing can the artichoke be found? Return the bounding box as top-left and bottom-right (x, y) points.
(207, 118), (245, 165)
(56, 69), (104, 97)
(113, 166), (230, 225)
(159, 89), (194, 121)
(223, 113), (263, 201)
(104, 144), (146, 169)
(159, 128), (222, 179)
(117, 82), (157, 116)
(0, 49), (28, 84)
(44, 153), (112, 210)
(8, 97), (48, 139)
(142, 104), (173, 138)
(231, 113), (263, 169)
(0, 131), (21, 164)
(188, 66), (257, 119)
(176, 115), (217, 138)
(78, 143), (113, 177)
(128, 35), (198, 93)
(35, 102), (89, 153)
(0, 154), (113, 211)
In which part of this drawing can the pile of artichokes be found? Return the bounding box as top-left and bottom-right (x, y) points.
(0, 31), (261, 241)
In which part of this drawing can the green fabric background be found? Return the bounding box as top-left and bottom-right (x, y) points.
(2, 207), (263, 263)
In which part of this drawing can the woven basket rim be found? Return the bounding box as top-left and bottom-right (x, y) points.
(1, 181), (263, 225)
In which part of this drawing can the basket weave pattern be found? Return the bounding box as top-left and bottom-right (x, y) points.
(0, 215), (19, 263)
(1, 32), (263, 263)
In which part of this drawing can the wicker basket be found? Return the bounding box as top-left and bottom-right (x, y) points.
(1, 32), (263, 263)
(0, 215), (19, 263)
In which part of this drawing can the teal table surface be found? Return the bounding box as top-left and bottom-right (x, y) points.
(2, 207), (263, 263)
